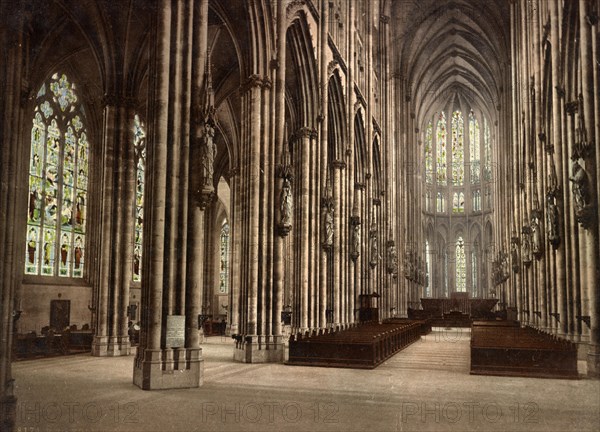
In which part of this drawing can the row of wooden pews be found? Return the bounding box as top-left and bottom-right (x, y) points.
(470, 321), (578, 379)
(287, 321), (422, 369)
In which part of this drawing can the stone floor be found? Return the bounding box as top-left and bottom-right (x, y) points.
(12, 328), (600, 432)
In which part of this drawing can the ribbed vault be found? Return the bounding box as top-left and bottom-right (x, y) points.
(393, 0), (510, 124)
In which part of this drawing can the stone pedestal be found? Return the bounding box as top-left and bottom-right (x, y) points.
(586, 344), (600, 378)
(91, 335), (109, 356)
(107, 336), (131, 356)
(92, 335), (131, 356)
(133, 348), (203, 390)
(233, 336), (284, 363)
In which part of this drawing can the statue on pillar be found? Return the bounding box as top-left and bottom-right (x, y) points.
(511, 237), (520, 273)
(386, 240), (398, 275)
(351, 222), (361, 261)
(521, 226), (532, 266)
(200, 121), (216, 188)
(280, 177), (293, 227)
(322, 200), (334, 249)
(546, 192), (560, 249)
(530, 214), (543, 259)
(501, 251), (510, 280)
(369, 221), (379, 268)
(569, 159), (588, 209)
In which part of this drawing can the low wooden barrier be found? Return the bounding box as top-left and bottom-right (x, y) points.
(287, 321), (421, 369)
(470, 321), (578, 379)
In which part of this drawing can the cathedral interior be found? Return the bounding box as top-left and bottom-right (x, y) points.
(1, 0), (599, 431)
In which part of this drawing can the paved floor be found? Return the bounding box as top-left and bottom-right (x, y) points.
(12, 328), (600, 432)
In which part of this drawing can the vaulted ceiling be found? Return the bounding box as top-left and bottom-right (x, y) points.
(392, 0), (511, 125)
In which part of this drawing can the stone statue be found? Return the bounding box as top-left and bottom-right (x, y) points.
(501, 251), (510, 279)
(352, 223), (361, 256)
(569, 159), (588, 213)
(521, 230), (532, 265)
(387, 243), (398, 275)
(201, 121), (216, 187)
(369, 223), (379, 267)
(531, 216), (543, 258)
(511, 241), (520, 273)
(324, 204), (334, 247)
(280, 177), (293, 226)
(546, 193), (560, 248)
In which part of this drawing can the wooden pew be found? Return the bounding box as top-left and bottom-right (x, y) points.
(287, 322), (421, 369)
(470, 321), (578, 379)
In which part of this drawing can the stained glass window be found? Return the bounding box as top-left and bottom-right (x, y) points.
(455, 237), (466, 292)
(436, 112), (447, 185)
(219, 221), (230, 294)
(451, 110), (464, 185)
(425, 120), (433, 183)
(25, 73), (88, 278)
(133, 114), (146, 282)
(452, 192), (465, 213)
(436, 192), (445, 213)
(483, 118), (491, 181)
(469, 111), (480, 184)
(473, 190), (481, 211)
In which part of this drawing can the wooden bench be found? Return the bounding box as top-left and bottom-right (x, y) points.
(287, 322), (421, 369)
(470, 322), (578, 379)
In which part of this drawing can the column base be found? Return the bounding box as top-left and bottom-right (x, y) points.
(133, 347), (203, 390)
(586, 344), (600, 378)
(233, 335), (284, 363)
(92, 335), (131, 356)
(1, 394), (17, 432)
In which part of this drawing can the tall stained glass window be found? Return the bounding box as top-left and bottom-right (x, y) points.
(473, 190), (481, 211)
(133, 114), (146, 282)
(219, 221), (230, 294)
(436, 192), (445, 213)
(436, 112), (447, 185)
(455, 237), (466, 292)
(25, 73), (88, 277)
(451, 110), (464, 185)
(425, 120), (433, 184)
(469, 111), (480, 184)
(452, 192), (465, 213)
(483, 118), (491, 181)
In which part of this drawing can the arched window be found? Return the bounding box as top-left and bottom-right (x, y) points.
(25, 73), (88, 278)
(425, 191), (432, 212)
(425, 120), (433, 184)
(219, 221), (230, 294)
(451, 110), (464, 185)
(452, 192), (465, 213)
(133, 114), (146, 282)
(483, 118), (491, 181)
(469, 111), (480, 184)
(473, 190), (481, 211)
(436, 192), (445, 213)
(455, 237), (466, 292)
(436, 112), (447, 185)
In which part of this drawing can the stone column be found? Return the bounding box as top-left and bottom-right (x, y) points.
(0, 2), (25, 428)
(133, 0), (203, 389)
(579, 0), (600, 376)
(92, 97), (133, 357)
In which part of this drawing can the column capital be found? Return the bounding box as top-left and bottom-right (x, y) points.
(240, 74), (265, 93)
(355, 182), (366, 190)
(331, 160), (346, 170)
(295, 127), (318, 140)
